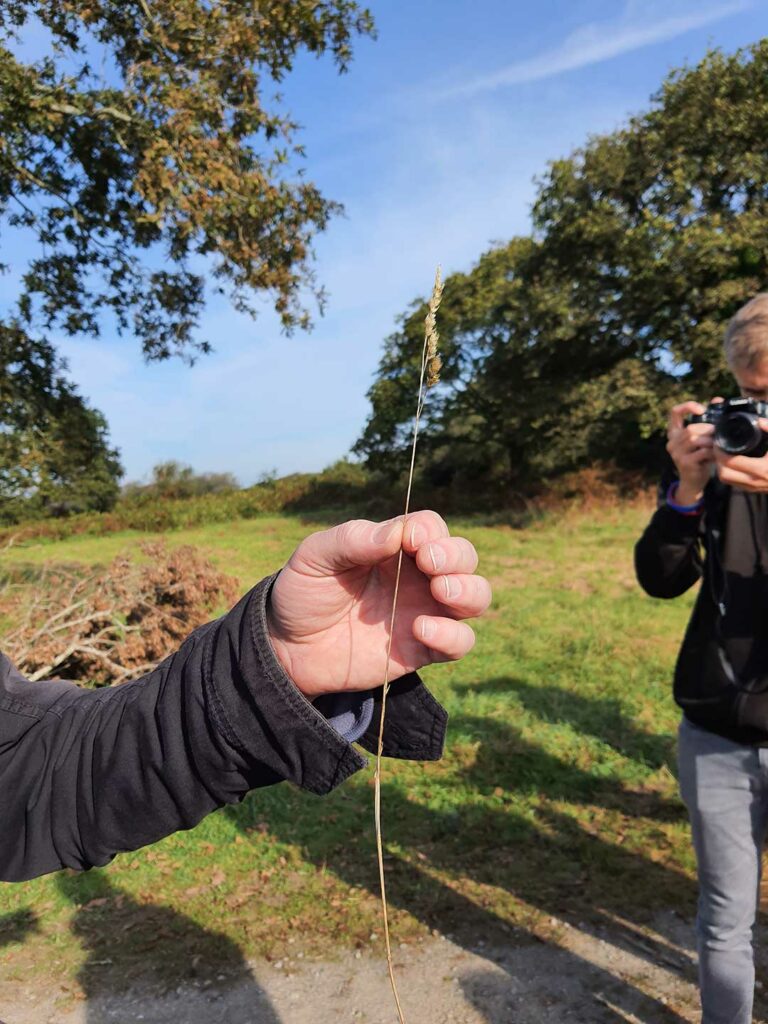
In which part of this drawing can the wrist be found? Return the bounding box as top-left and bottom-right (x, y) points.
(675, 481), (704, 505)
(265, 610), (298, 684)
(667, 480), (704, 514)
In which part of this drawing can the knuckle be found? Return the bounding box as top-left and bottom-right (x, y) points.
(459, 622), (476, 653)
(459, 538), (479, 569)
(337, 518), (371, 546)
(293, 527), (325, 562)
(421, 509), (448, 535)
(447, 621), (465, 657)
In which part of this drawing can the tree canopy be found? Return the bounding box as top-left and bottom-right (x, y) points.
(0, 0), (374, 520)
(0, 0), (374, 357)
(122, 460), (239, 501)
(356, 41), (768, 499)
(0, 324), (122, 523)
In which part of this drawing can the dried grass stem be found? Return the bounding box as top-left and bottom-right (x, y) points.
(375, 266), (443, 1023)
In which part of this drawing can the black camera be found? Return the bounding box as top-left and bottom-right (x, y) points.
(687, 398), (768, 458)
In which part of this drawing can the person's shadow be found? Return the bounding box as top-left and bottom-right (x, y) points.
(55, 872), (283, 1023)
(224, 681), (707, 1023)
(0, 909), (40, 1024)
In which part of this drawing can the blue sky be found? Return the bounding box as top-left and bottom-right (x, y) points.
(21, 0), (768, 484)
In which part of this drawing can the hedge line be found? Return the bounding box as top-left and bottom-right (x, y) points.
(0, 466), (391, 547)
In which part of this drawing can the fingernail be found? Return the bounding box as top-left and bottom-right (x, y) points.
(410, 523), (425, 547)
(421, 618), (435, 641)
(373, 520), (398, 544)
(443, 575), (459, 600)
(428, 543), (445, 571)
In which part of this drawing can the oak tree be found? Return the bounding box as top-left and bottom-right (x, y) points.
(0, 1), (373, 517)
(357, 41), (768, 498)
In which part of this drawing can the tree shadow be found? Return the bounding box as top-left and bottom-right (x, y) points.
(224, 709), (702, 1023)
(55, 872), (283, 1024)
(454, 675), (677, 773)
(454, 709), (683, 823)
(385, 849), (692, 1023)
(0, 908), (39, 950)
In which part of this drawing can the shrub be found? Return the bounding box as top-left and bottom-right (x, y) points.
(1, 542), (240, 686)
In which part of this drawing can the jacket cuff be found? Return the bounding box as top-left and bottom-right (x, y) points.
(357, 673), (448, 760)
(205, 575), (367, 796)
(650, 503), (704, 542)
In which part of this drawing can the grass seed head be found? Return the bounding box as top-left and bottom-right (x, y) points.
(424, 266), (443, 388)
(427, 354), (442, 388)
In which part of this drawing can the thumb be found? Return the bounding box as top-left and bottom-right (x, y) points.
(290, 517), (405, 577)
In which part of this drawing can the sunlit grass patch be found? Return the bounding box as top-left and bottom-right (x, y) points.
(0, 501), (699, 991)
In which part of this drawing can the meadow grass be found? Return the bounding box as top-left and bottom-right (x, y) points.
(0, 503), (697, 992)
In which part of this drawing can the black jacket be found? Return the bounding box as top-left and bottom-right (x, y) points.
(0, 574), (447, 882)
(635, 470), (768, 744)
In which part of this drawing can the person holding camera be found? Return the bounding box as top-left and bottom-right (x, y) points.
(636, 293), (768, 1024)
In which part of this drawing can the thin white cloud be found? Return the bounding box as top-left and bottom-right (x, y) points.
(434, 0), (752, 100)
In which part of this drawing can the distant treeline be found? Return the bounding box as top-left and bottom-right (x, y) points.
(0, 460), (652, 547)
(121, 461), (241, 502)
(0, 461), (383, 544)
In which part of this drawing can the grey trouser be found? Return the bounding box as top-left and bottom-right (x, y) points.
(678, 716), (768, 1024)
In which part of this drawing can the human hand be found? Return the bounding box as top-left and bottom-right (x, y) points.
(715, 416), (768, 491)
(266, 510), (492, 698)
(666, 400), (717, 504)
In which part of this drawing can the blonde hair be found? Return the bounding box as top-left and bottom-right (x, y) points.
(725, 293), (768, 370)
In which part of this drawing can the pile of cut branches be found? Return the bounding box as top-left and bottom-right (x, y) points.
(1, 543), (240, 686)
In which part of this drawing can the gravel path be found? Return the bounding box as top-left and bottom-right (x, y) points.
(1, 910), (735, 1024)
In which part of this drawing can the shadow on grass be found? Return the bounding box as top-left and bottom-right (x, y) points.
(0, 908), (39, 949)
(55, 873), (282, 1024)
(225, 704), (698, 1023)
(453, 708), (682, 823)
(456, 676), (677, 773)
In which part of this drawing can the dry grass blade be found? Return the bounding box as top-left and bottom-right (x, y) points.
(375, 265), (443, 1023)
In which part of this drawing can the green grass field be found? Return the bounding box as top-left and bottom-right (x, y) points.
(0, 504), (697, 995)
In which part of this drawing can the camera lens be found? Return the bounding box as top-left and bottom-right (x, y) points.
(717, 412), (762, 454)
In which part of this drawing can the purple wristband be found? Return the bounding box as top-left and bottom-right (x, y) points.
(666, 481), (704, 515)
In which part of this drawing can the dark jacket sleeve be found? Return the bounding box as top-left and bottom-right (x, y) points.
(634, 474), (705, 599)
(0, 575), (377, 882)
